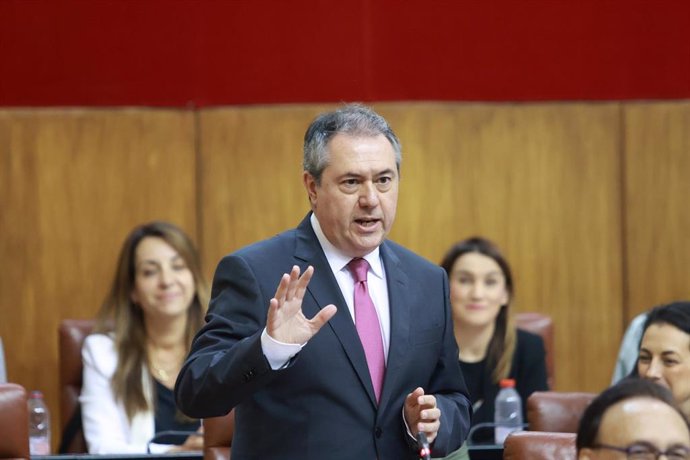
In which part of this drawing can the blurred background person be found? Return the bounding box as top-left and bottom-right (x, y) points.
(0, 337), (6, 383)
(576, 378), (690, 460)
(611, 311), (647, 384)
(79, 221), (209, 453)
(637, 300), (690, 420)
(440, 236), (548, 443)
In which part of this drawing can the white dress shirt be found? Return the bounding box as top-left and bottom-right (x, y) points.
(261, 213), (391, 368)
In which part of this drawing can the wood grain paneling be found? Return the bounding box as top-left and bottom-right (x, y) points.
(198, 105), (335, 277)
(623, 102), (690, 319)
(0, 109), (196, 448)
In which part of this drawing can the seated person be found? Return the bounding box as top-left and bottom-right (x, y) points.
(611, 312), (647, 384)
(0, 337), (6, 383)
(79, 221), (209, 453)
(637, 300), (690, 419)
(576, 378), (690, 459)
(440, 237), (548, 444)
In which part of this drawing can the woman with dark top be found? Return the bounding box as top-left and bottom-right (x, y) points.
(79, 221), (209, 453)
(440, 237), (548, 444)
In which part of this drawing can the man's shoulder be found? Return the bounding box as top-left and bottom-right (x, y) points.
(382, 239), (441, 271)
(225, 215), (311, 262)
(234, 227), (298, 258)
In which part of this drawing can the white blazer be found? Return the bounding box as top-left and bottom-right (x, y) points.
(80, 334), (168, 454)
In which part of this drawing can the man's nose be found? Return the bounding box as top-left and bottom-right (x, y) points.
(358, 182), (380, 207)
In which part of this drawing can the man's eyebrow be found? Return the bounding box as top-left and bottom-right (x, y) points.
(337, 168), (397, 179)
(340, 171), (363, 177)
(375, 168), (397, 176)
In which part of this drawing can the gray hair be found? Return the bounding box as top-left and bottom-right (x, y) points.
(303, 104), (402, 184)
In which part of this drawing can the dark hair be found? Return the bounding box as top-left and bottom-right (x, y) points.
(303, 103), (402, 184)
(440, 236), (515, 382)
(642, 301), (690, 340)
(576, 378), (689, 452)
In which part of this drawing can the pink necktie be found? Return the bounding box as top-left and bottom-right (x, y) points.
(347, 258), (385, 402)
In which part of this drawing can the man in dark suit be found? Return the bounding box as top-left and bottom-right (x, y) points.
(175, 104), (471, 459)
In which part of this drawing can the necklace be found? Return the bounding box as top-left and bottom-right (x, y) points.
(147, 337), (186, 382)
(152, 364), (173, 381)
(148, 351), (183, 382)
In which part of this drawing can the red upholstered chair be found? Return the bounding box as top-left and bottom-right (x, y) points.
(515, 312), (555, 388)
(503, 431), (577, 460)
(0, 383), (30, 459)
(58, 319), (95, 453)
(527, 391), (596, 433)
(203, 411), (235, 460)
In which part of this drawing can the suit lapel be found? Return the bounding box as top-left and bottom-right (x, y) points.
(378, 242), (411, 411)
(294, 215), (378, 406)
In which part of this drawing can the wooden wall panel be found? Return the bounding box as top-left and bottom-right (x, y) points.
(623, 102), (690, 319)
(0, 109), (196, 448)
(198, 105), (334, 277)
(198, 103), (623, 392)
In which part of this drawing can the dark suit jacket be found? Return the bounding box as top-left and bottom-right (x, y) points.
(175, 214), (471, 459)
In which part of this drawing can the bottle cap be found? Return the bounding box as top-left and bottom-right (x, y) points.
(30, 390), (44, 398)
(499, 378), (516, 388)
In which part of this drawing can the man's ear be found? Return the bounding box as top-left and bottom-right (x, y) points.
(303, 171), (318, 206)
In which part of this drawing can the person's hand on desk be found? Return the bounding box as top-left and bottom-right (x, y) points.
(267, 265), (337, 344)
(168, 427), (204, 452)
(405, 387), (441, 444)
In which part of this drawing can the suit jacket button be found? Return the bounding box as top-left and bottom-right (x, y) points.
(375, 427), (382, 438)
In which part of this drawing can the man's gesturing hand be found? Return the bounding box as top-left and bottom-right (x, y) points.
(266, 265), (337, 344)
(404, 387), (441, 444)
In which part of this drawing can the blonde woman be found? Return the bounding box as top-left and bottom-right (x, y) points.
(80, 221), (209, 453)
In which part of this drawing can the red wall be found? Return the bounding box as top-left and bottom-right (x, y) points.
(1, 0), (689, 106)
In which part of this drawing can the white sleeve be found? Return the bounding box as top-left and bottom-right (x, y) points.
(260, 328), (303, 369)
(79, 334), (154, 453)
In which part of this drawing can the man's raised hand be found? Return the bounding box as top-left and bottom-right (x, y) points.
(266, 265), (337, 344)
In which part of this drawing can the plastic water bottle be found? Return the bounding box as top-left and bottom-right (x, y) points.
(28, 390), (51, 455)
(494, 378), (523, 445)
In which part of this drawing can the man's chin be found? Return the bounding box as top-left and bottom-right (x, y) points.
(349, 236), (385, 256)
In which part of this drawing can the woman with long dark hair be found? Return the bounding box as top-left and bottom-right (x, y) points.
(440, 237), (548, 443)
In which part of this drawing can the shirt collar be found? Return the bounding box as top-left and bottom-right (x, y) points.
(310, 213), (383, 279)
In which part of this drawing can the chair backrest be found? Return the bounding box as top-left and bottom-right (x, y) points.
(203, 410), (235, 460)
(515, 312), (554, 388)
(58, 319), (95, 453)
(0, 383), (30, 459)
(527, 390), (596, 433)
(503, 431), (576, 460)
